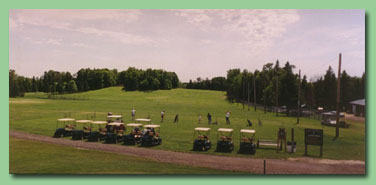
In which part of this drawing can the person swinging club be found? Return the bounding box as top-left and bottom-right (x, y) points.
(226, 111), (231, 124)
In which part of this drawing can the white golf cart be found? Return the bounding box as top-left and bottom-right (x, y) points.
(123, 123), (143, 145)
(104, 122), (125, 144)
(215, 128), (234, 152)
(193, 127), (211, 151)
(238, 129), (256, 154)
(71, 119), (92, 140)
(53, 118), (75, 138)
(87, 120), (108, 142)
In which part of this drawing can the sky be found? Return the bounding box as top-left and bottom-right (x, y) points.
(9, 9), (365, 82)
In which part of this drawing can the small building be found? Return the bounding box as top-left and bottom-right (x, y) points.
(350, 99), (365, 117)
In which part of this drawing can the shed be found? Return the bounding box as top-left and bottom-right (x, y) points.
(350, 99), (365, 117)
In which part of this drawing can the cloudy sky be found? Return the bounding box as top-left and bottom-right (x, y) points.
(9, 9), (365, 82)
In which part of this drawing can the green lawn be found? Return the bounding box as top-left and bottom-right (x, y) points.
(10, 87), (365, 161)
(10, 137), (243, 174)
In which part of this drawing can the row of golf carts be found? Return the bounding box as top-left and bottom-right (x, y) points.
(53, 115), (162, 147)
(193, 127), (256, 154)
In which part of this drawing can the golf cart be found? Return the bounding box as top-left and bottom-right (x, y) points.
(135, 118), (152, 124)
(215, 128), (234, 152)
(193, 127), (211, 151)
(107, 114), (123, 123)
(321, 111), (349, 128)
(104, 122), (125, 144)
(72, 120), (92, 140)
(238, 129), (256, 154)
(140, 124), (162, 147)
(123, 123), (143, 145)
(87, 121), (108, 142)
(53, 118), (75, 138)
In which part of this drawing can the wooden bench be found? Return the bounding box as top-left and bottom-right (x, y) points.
(257, 139), (281, 150)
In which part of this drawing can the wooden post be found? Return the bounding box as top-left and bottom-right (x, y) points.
(248, 80), (250, 111)
(254, 76), (257, 112)
(264, 160), (266, 174)
(276, 75), (279, 117)
(264, 95), (266, 114)
(290, 128), (294, 153)
(242, 77), (245, 110)
(320, 146), (323, 157)
(336, 53), (342, 138)
(297, 70), (301, 124)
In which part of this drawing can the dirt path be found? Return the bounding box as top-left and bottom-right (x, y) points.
(10, 130), (365, 174)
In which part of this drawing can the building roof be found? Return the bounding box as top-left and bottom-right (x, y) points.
(350, 99), (365, 106)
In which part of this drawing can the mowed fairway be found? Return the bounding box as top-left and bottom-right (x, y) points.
(10, 87), (365, 161)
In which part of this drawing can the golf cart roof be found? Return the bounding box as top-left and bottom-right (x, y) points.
(75, 120), (92, 123)
(126, 123), (143, 127)
(144, 124), (160, 128)
(135, 118), (151, 122)
(57, 118), (75, 122)
(107, 122), (124, 126)
(194, 127), (211, 131)
(107, 115), (122, 118)
(322, 111), (345, 117)
(91, 121), (108, 125)
(218, 128), (234, 132)
(240, 129), (256, 134)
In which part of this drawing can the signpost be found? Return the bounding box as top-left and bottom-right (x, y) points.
(278, 128), (287, 152)
(304, 128), (324, 157)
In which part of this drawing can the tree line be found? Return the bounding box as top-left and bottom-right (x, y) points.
(185, 60), (365, 113)
(9, 67), (180, 97)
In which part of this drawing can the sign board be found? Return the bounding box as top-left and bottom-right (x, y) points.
(304, 128), (323, 156)
(305, 129), (323, 146)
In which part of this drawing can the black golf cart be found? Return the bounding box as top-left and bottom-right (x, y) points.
(215, 128), (234, 152)
(238, 129), (256, 154)
(140, 124), (162, 147)
(193, 127), (211, 151)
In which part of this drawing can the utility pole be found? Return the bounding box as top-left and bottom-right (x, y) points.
(336, 53), (342, 138)
(297, 70), (301, 124)
(264, 91), (266, 114)
(248, 80), (250, 111)
(276, 75), (279, 117)
(254, 76), (257, 112)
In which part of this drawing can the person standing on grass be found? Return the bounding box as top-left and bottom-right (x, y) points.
(131, 108), (135, 120)
(161, 110), (165, 122)
(198, 114), (202, 124)
(226, 111), (231, 124)
(174, 114), (179, 123)
(207, 113), (212, 124)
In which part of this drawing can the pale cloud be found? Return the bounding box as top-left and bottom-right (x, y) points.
(9, 10), (364, 81)
(174, 9), (300, 54)
(25, 37), (63, 46)
(72, 42), (95, 49)
(11, 9), (141, 29)
(76, 27), (156, 46)
(10, 9), (157, 46)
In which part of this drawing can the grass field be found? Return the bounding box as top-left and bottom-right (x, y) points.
(9, 137), (243, 174)
(10, 87), (365, 161)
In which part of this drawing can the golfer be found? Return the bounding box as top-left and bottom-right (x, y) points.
(198, 114), (202, 124)
(207, 113), (212, 124)
(226, 111), (231, 124)
(131, 108), (135, 120)
(174, 114), (179, 123)
(161, 110), (165, 122)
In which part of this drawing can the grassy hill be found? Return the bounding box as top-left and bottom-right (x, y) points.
(9, 87), (365, 160)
